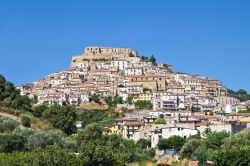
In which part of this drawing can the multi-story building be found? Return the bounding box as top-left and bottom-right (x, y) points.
(18, 46), (236, 112)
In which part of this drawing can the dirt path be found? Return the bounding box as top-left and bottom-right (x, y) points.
(0, 111), (20, 122)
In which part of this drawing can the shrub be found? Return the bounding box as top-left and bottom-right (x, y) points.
(0, 117), (19, 133)
(180, 138), (201, 159)
(154, 118), (166, 124)
(157, 136), (186, 151)
(135, 101), (152, 110)
(31, 104), (48, 118)
(211, 146), (250, 166)
(11, 95), (31, 111)
(42, 105), (77, 135)
(0, 145), (83, 166)
(0, 133), (25, 152)
(21, 115), (31, 128)
(25, 131), (56, 151)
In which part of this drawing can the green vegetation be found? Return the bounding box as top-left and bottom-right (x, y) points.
(31, 104), (48, 118)
(140, 55), (157, 65)
(103, 95), (124, 107)
(180, 138), (201, 159)
(149, 55), (157, 65)
(0, 74), (31, 111)
(0, 117), (19, 133)
(77, 108), (124, 127)
(89, 93), (101, 103)
(128, 52), (135, 57)
(21, 115), (31, 128)
(157, 136), (186, 151)
(82, 58), (90, 62)
(135, 101), (153, 110)
(43, 105), (77, 135)
(76, 124), (155, 165)
(92, 58), (109, 62)
(0, 74), (250, 165)
(237, 89), (247, 95)
(154, 118), (166, 124)
(203, 110), (213, 115)
(0, 119), (155, 165)
(192, 146), (208, 166)
(179, 130), (250, 166)
(191, 105), (201, 112)
(0, 117), (76, 153)
(136, 139), (151, 149)
(0, 145), (83, 166)
(237, 89), (250, 101)
(125, 96), (133, 105)
(211, 146), (250, 166)
(238, 108), (250, 113)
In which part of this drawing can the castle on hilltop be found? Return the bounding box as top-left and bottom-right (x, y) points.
(15, 46), (249, 150)
(71, 46), (138, 65)
(18, 45), (240, 115)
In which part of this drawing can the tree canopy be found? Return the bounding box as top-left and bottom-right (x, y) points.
(43, 105), (77, 135)
(0, 74), (31, 111)
(237, 89), (247, 95)
(157, 136), (186, 151)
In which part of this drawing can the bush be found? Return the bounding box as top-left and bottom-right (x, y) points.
(204, 131), (230, 149)
(0, 145), (83, 166)
(154, 118), (166, 124)
(135, 101), (152, 110)
(31, 104), (48, 118)
(24, 131), (73, 151)
(11, 95), (31, 111)
(157, 136), (186, 151)
(21, 115), (31, 128)
(0, 74), (32, 111)
(136, 139), (151, 149)
(0, 133), (24, 152)
(192, 146), (208, 166)
(0, 117), (19, 133)
(180, 138), (201, 159)
(42, 105), (77, 135)
(211, 146), (250, 166)
(89, 93), (100, 103)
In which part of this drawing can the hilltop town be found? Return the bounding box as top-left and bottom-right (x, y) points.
(16, 46), (250, 153)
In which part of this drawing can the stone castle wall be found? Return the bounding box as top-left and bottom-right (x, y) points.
(71, 46), (137, 66)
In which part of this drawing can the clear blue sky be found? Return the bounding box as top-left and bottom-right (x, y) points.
(0, 0), (249, 92)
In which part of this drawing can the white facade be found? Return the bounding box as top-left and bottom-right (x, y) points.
(127, 85), (144, 94)
(153, 93), (186, 111)
(225, 104), (236, 114)
(125, 67), (143, 75)
(111, 60), (129, 71)
(151, 127), (197, 148)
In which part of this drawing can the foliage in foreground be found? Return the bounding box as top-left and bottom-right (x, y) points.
(43, 105), (77, 135)
(157, 135), (186, 151)
(21, 115), (31, 127)
(77, 124), (155, 165)
(0, 120), (155, 166)
(0, 145), (83, 166)
(180, 130), (250, 166)
(0, 74), (31, 111)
